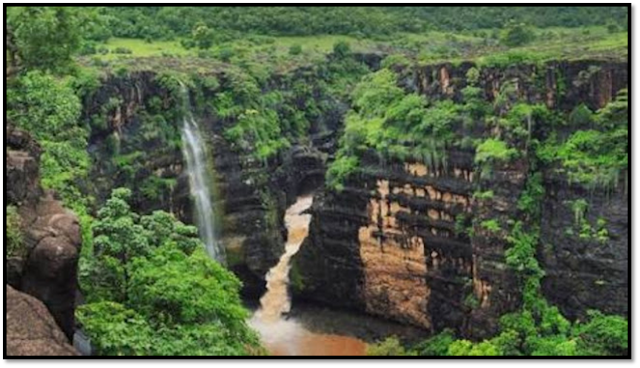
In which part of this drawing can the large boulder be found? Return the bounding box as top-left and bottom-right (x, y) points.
(6, 285), (79, 356)
(6, 125), (82, 340)
(6, 124), (42, 207)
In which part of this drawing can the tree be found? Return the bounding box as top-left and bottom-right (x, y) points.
(501, 21), (535, 47)
(6, 6), (83, 73)
(77, 189), (263, 356)
(192, 22), (214, 49)
(6, 71), (89, 211)
(333, 41), (351, 59)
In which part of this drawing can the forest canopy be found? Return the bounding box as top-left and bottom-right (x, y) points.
(68, 6), (628, 41)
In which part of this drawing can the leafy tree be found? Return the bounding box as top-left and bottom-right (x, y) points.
(78, 189), (263, 356)
(76, 301), (155, 356)
(333, 41), (351, 59)
(6, 6), (84, 73)
(413, 329), (455, 356)
(572, 310), (628, 356)
(501, 21), (535, 47)
(6, 71), (90, 211)
(192, 22), (214, 50)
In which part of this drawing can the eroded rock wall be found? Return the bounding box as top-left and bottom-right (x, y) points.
(295, 59), (628, 337)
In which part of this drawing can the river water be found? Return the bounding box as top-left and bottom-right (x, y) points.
(249, 195), (427, 356)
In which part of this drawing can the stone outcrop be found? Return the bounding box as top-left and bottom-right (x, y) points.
(6, 125), (82, 341)
(6, 285), (79, 356)
(6, 125), (43, 206)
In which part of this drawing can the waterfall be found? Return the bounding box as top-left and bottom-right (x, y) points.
(248, 195), (367, 355)
(254, 195), (314, 322)
(179, 87), (225, 263)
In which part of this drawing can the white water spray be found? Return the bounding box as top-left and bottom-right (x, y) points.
(180, 86), (225, 263)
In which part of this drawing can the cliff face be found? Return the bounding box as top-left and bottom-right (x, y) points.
(81, 70), (334, 297)
(6, 125), (82, 343)
(539, 173), (628, 319)
(294, 59), (628, 337)
(82, 72), (191, 218)
(82, 59), (627, 337)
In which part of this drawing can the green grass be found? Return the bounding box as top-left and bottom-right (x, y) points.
(80, 26), (627, 75)
(98, 38), (192, 59)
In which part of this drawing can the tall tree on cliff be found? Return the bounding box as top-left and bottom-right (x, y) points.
(6, 6), (83, 73)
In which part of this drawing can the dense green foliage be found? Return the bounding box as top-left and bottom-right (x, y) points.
(6, 206), (24, 258)
(6, 5), (628, 357)
(7, 72), (90, 208)
(366, 336), (414, 356)
(78, 189), (262, 356)
(539, 90), (628, 190)
(6, 70), (95, 254)
(88, 6), (627, 40)
(501, 21), (535, 47)
(6, 7), (107, 73)
(327, 68), (461, 189)
(219, 53), (368, 161)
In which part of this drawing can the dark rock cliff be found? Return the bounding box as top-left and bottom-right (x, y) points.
(294, 59), (628, 338)
(6, 125), (82, 343)
(80, 58), (628, 338)
(82, 72), (191, 218)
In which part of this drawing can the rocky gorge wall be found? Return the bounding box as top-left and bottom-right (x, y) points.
(6, 125), (81, 354)
(79, 58), (628, 339)
(294, 59), (629, 338)
(80, 69), (334, 297)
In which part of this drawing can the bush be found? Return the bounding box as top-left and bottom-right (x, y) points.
(413, 329), (455, 356)
(607, 23), (620, 33)
(112, 47), (133, 54)
(333, 41), (351, 58)
(475, 138), (518, 165)
(366, 337), (412, 356)
(288, 44), (302, 55)
(6, 206), (24, 258)
(216, 47), (235, 62)
(501, 21), (535, 47)
(79, 41), (97, 56)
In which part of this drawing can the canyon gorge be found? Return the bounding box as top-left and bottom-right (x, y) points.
(5, 6), (629, 356)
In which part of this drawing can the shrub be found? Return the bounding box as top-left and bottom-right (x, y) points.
(366, 337), (412, 356)
(112, 47), (133, 54)
(333, 41), (351, 58)
(288, 44), (302, 55)
(6, 206), (24, 258)
(501, 21), (535, 47)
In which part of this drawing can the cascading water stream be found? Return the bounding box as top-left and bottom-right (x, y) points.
(179, 86), (225, 263)
(255, 195), (314, 322)
(250, 195), (366, 355)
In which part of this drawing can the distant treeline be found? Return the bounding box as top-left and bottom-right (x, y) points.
(90, 6), (627, 40)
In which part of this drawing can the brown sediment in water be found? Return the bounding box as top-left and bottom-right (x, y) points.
(250, 318), (367, 356)
(250, 195), (367, 356)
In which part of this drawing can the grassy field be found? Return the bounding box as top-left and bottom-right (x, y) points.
(81, 26), (627, 74)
